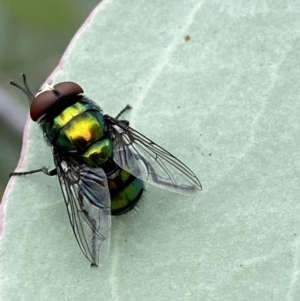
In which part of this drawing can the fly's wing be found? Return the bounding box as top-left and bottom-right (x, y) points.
(106, 116), (202, 195)
(54, 151), (111, 266)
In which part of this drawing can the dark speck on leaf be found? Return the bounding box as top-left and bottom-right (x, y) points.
(185, 35), (191, 42)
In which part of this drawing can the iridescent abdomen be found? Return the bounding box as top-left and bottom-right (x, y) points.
(108, 169), (144, 215)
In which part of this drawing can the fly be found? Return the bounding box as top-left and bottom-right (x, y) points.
(9, 73), (202, 266)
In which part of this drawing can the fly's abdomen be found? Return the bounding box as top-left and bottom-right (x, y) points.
(108, 169), (144, 216)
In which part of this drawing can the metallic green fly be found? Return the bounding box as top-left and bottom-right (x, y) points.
(10, 74), (202, 266)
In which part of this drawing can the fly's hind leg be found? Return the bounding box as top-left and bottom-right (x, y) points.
(10, 167), (57, 177)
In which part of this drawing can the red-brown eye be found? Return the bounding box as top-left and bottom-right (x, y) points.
(30, 82), (84, 122)
(53, 82), (84, 97)
(30, 90), (57, 122)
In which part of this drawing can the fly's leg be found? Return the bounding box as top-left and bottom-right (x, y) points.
(115, 104), (132, 120)
(10, 167), (57, 177)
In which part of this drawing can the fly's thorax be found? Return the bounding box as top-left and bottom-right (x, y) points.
(82, 139), (113, 165)
(42, 98), (103, 148)
(53, 109), (105, 151)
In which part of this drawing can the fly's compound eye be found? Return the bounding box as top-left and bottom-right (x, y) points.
(30, 82), (84, 121)
(53, 82), (84, 98)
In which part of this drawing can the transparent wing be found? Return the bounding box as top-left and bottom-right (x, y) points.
(106, 116), (202, 195)
(54, 151), (111, 266)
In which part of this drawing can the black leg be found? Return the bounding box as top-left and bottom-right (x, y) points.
(10, 167), (57, 177)
(115, 104), (132, 120)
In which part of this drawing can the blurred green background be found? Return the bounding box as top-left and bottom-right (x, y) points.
(0, 0), (101, 200)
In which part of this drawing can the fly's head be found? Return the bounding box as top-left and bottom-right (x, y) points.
(9, 73), (84, 122)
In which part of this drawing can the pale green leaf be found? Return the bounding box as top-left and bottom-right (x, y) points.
(1, 1), (300, 300)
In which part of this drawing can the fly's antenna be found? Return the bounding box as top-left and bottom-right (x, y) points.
(9, 73), (35, 104)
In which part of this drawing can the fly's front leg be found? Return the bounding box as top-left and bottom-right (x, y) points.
(115, 104), (132, 120)
(10, 167), (57, 177)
